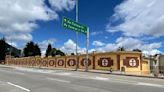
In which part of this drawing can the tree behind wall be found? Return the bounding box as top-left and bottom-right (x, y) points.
(117, 47), (126, 51)
(45, 44), (52, 57)
(23, 41), (41, 57)
(50, 48), (57, 57)
(34, 44), (41, 56)
(71, 53), (75, 55)
(56, 50), (65, 56)
(0, 39), (7, 61)
(45, 44), (66, 57)
(133, 49), (142, 52)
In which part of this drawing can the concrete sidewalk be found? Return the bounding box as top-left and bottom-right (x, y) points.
(87, 69), (164, 79)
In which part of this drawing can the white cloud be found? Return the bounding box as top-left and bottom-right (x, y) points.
(89, 49), (96, 53)
(92, 41), (105, 47)
(6, 33), (32, 42)
(90, 31), (103, 36)
(6, 41), (18, 47)
(116, 37), (142, 50)
(93, 37), (162, 55)
(0, 0), (75, 47)
(60, 37), (162, 56)
(95, 43), (118, 52)
(140, 36), (156, 41)
(49, 0), (75, 11)
(143, 49), (161, 56)
(116, 37), (162, 53)
(38, 38), (57, 55)
(106, 0), (164, 37)
(60, 39), (86, 55)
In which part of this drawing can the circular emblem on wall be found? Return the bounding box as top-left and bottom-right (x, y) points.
(31, 60), (36, 66)
(98, 58), (113, 67)
(83, 59), (87, 66)
(36, 59), (41, 66)
(123, 57), (139, 67)
(49, 60), (55, 66)
(28, 60), (31, 65)
(20, 60), (23, 65)
(129, 58), (136, 67)
(23, 60), (27, 65)
(102, 59), (109, 67)
(42, 60), (48, 66)
(13, 60), (16, 65)
(15, 60), (18, 65)
(18, 60), (20, 65)
(68, 59), (76, 66)
(17, 61), (19, 65)
(81, 59), (91, 66)
(58, 60), (64, 66)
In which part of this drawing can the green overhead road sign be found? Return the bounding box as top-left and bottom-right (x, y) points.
(62, 17), (88, 35)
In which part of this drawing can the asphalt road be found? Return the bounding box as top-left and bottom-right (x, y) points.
(0, 66), (164, 92)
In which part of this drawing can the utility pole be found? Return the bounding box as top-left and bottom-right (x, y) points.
(75, 0), (79, 71)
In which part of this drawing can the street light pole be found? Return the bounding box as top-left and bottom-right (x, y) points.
(85, 28), (89, 72)
(74, 0), (89, 71)
(75, 0), (79, 71)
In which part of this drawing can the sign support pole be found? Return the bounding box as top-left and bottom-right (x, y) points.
(85, 28), (89, 72)
(75, 0), (79, 71)
(62, 0), (88, 71)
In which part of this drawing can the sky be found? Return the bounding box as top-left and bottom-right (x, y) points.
(0, 0), (163, 56)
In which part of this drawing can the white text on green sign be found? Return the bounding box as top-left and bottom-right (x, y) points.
(62, 17), (88, 35)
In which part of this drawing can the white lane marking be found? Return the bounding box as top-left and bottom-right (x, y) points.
(69, 75), (92, 79)
(54, 72), (72, 76)
(7, 82), (30, 92)
(91, 77), (109, 81)
(68, 75), (97, 80)
(46, 77), (71, 83)
(137, 82), (164, 88)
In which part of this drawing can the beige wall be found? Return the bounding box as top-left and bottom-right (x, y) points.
(120, 53), (141, 75)
(142, 59), (150, 75)
(94, 53), (118, 71)
(5, 51), (151, 75)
